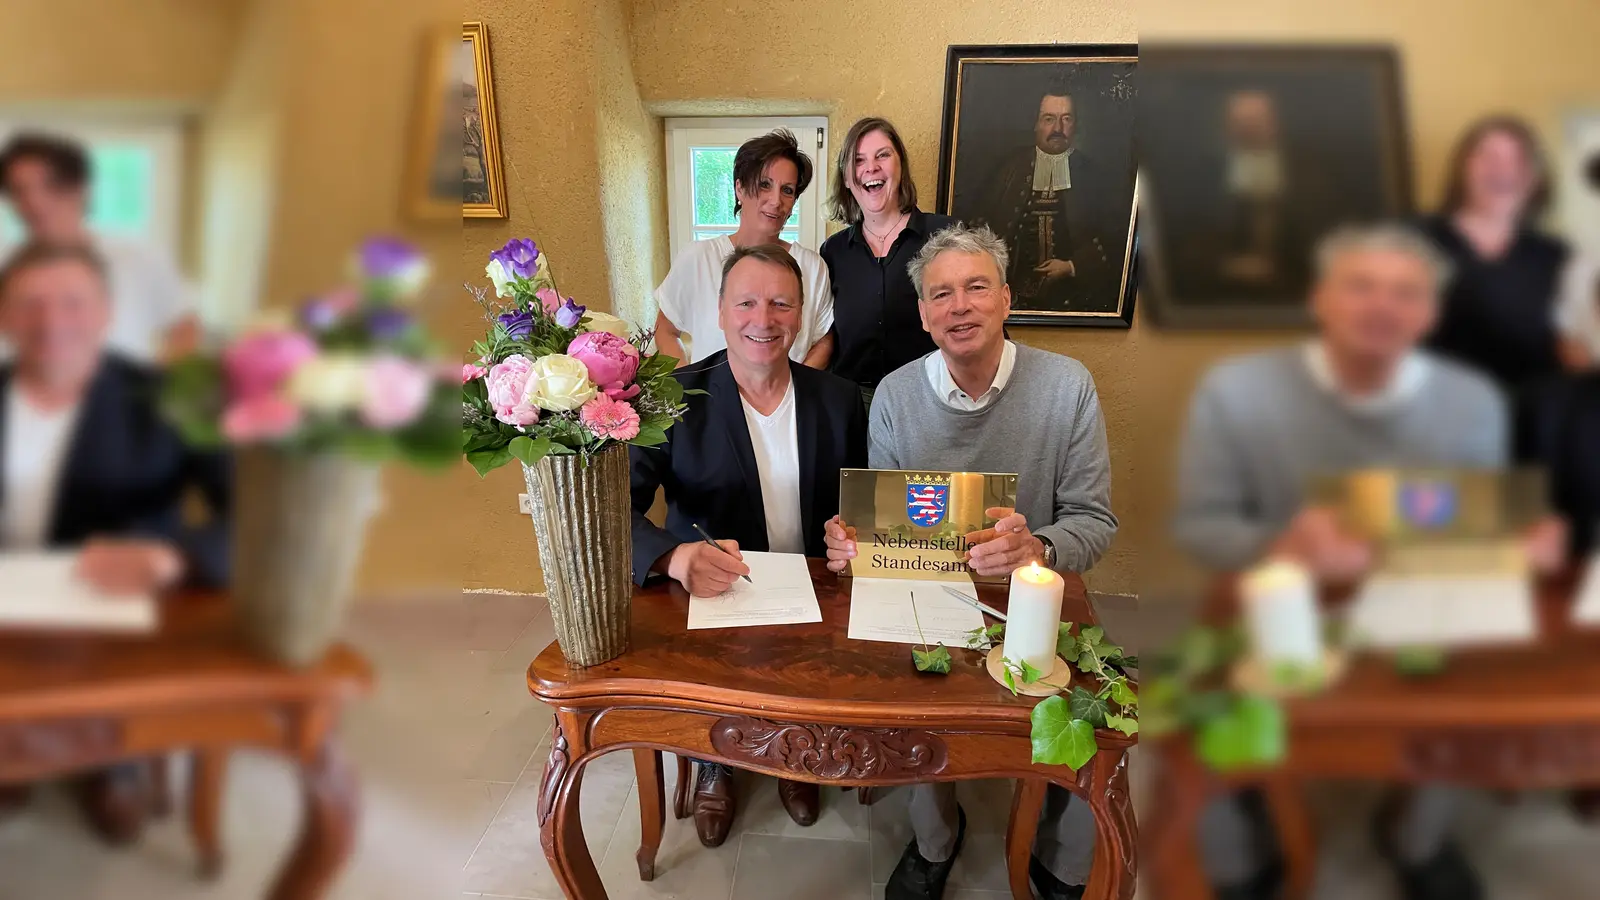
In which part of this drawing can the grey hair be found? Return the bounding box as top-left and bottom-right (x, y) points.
(1313, 222), (1454, 294)
(906, 224), (1010, 299)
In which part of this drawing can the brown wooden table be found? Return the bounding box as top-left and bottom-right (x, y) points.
(1146, 570), (1600, 900)
(528, 559), (1138, 900)
(0, 593), (373, 900)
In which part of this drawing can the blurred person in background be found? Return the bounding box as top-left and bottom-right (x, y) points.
(0, 133), (200, 366)
(1174, 223), (1566, 900)
(1418, 116), (1571, 395)
(653, 129), (834, 369)
(820, 116), (957, 409)
(0, 242), (230, 842)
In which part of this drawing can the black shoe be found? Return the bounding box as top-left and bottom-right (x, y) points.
(1213, 856), (1284, 900)
(1388, 841), (1483, 900)
(885, 806), (966, 900)
(1028, 855), (1086, 899)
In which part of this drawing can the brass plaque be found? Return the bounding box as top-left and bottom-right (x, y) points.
(837, 468), (1019, 584)
(1308, 468), (1547, 575)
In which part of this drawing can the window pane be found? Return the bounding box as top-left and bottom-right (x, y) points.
(0, 141), (155, 243)
(780, 230), (799, 244)
(691, 148), (737, 227)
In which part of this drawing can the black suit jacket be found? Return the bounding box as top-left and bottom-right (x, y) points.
(0, 355), (232, 587)
(1517, 373), (1600, 557)
(629, 353), (869, 584)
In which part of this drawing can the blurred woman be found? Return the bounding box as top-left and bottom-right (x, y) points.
(654, 130), (833, 368)
(1419, 116), (1573, 393)
(819, 118), (956, 408)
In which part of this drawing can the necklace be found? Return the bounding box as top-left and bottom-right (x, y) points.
(862, 211), (908, 251)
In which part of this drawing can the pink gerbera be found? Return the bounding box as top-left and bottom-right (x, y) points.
(578, 394), (641, 441)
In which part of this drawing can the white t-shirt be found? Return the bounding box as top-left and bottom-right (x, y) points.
(1, 384), (82, 548)
(654, 236), (834, 364)
(0, 234), (195, 363)
(739, 380), (804, 554)
(1554, 252), (1600, 364)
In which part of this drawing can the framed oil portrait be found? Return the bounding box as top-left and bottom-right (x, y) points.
(406, 22), (507, 219)
(936, 44), (1139, 328)
(1138, 44), (1413, 328)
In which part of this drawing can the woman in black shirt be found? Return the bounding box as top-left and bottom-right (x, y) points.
(819, 117), (955, 408)
(1419, 116), (1572, 394)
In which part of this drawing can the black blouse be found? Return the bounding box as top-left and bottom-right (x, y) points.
(1418, 215), (1571, 391)
(820, 209), (957, 388)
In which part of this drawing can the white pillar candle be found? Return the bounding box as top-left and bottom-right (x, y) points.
(1003, 562), (1065, 673)
(1241, 560), (1323, 667)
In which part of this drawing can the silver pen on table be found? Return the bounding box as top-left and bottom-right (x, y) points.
(690, 522), (753, 584)
(943, 585), (1007, 622)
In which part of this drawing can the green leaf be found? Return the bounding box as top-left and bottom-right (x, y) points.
(507, 435), (553, 466)
(466, 445), (514, 476)
(1079, 625), (1105, 645)
(1195, 696), (1286, 772)
(1019, 659), (1043, 684)
(1108, 679), (1138, 709)
(627, 423), (669, 447)
(1068, 685), (1109, 727)
(1105, 713), (1140, 737)
(1030, 696), (1097, 769)
(1056, 622), (1077, 660)
(1394, 645), (1448, 677)
(912, 644), (952, 675)
(1002, 665), (1018, 695)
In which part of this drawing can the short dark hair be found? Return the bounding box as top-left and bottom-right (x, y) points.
(1439, 115), (1551, 221)
(828, 117), (918, 224)
(718, 243), (804, 304)
(0, 242), (109, 299)
(0, 133), (91, 193)
(732, 129), (813, 216)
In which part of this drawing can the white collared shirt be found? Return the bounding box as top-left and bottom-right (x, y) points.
(1031, 149), (1072, 192)
(1302, 341), (1430, 415)
(1, 383), (82, 548)
(925, 341), (1017, 412)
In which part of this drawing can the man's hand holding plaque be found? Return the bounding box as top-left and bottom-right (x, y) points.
(964, 507), (1047, 576)
(1267, 506), (1375, 583)
(823, 516), (857, 574)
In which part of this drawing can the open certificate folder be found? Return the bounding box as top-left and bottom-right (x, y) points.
(0, 552), (157, 633)
(686, 552), (823, 629)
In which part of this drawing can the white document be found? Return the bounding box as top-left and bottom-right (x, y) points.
(1574, 556), (1600, 625)
(0, 552), (157, 633)
(686, 551), (822, 629)
(1345, 573), (1535, 649)
(848, 577), (987, 646)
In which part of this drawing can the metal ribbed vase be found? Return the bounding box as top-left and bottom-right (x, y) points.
(522, 443), (632, 667)
(233, 450), (383, 667)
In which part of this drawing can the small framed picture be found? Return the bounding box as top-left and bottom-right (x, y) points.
(406, 22), (508, 220)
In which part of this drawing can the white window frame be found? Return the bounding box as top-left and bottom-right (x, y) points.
(0, 115), (185, 254)
(665, 116), (829, 260)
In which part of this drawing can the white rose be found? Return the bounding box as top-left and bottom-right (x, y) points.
(287, 352), (371, 414)
(582, 311), (632, 338)
(529, 354), (597, 411)
(390, 256), (432, 301)
(486, 258), (514, 298)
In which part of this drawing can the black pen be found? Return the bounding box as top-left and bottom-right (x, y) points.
(691, 522), (754, 584)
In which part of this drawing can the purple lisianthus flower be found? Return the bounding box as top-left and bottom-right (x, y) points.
(367, 308), (411, 340)
(554, 299), (586, 329)
(490, 238), (540, 279)
(497, 308), (536, 340)
(359, 236), (423, 279)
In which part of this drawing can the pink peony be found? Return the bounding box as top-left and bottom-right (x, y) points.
(484, 354), (541, 426)
(535, 287), (562, 315)
(567, 331), (641, 400)
(362, 356), (434, 429)
(223, 331), (318, 402)
(578, 394), (641, 441)
(221, 394), (302, 442)
(461, 362), (487, 384)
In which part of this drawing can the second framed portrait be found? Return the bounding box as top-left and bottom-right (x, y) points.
(936, 44), (1139, 327)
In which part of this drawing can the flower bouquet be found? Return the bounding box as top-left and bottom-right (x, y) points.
(462, 238), (692, 666)
(163, 237), (457, 665)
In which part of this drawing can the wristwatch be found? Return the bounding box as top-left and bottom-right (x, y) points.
(1038, 535), (1058, 569)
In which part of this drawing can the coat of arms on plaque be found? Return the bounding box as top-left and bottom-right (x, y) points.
(906, 478), (951, 528)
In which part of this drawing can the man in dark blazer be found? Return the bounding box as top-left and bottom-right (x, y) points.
(1518, 372), (1600, 559)
(630, 243), (867, 848)
(0, 242), (230, 842)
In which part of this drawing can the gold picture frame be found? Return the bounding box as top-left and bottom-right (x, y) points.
(405, 22), (508, 219)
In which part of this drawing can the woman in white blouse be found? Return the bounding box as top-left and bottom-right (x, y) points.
(654, 129), (834, 368)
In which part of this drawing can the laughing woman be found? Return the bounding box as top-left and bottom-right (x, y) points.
(820, 117), (957, 409)
(653, 130), (834, 368)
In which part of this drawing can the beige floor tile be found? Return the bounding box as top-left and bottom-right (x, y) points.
(735, 772), (872, 842)
(596, 782), (740, 900)
(729, 833), (871, 900)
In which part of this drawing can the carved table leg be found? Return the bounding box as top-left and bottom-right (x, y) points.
(1080, 748), (1137, 900)
(266, 743), (359, 900)
(1263, 774), (1316, 900)
(1007, 778), (1047, 900)
(540, 713), (608, 900)
(189, 748), (229, 879)
(633, 749), (665, 881)
(1144, 745), (1216, 900)
(673, 754), (691, 820)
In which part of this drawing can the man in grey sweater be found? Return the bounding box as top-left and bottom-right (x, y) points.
(1174, 223), (1565, 900)
(824, 224), (1117, 900)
